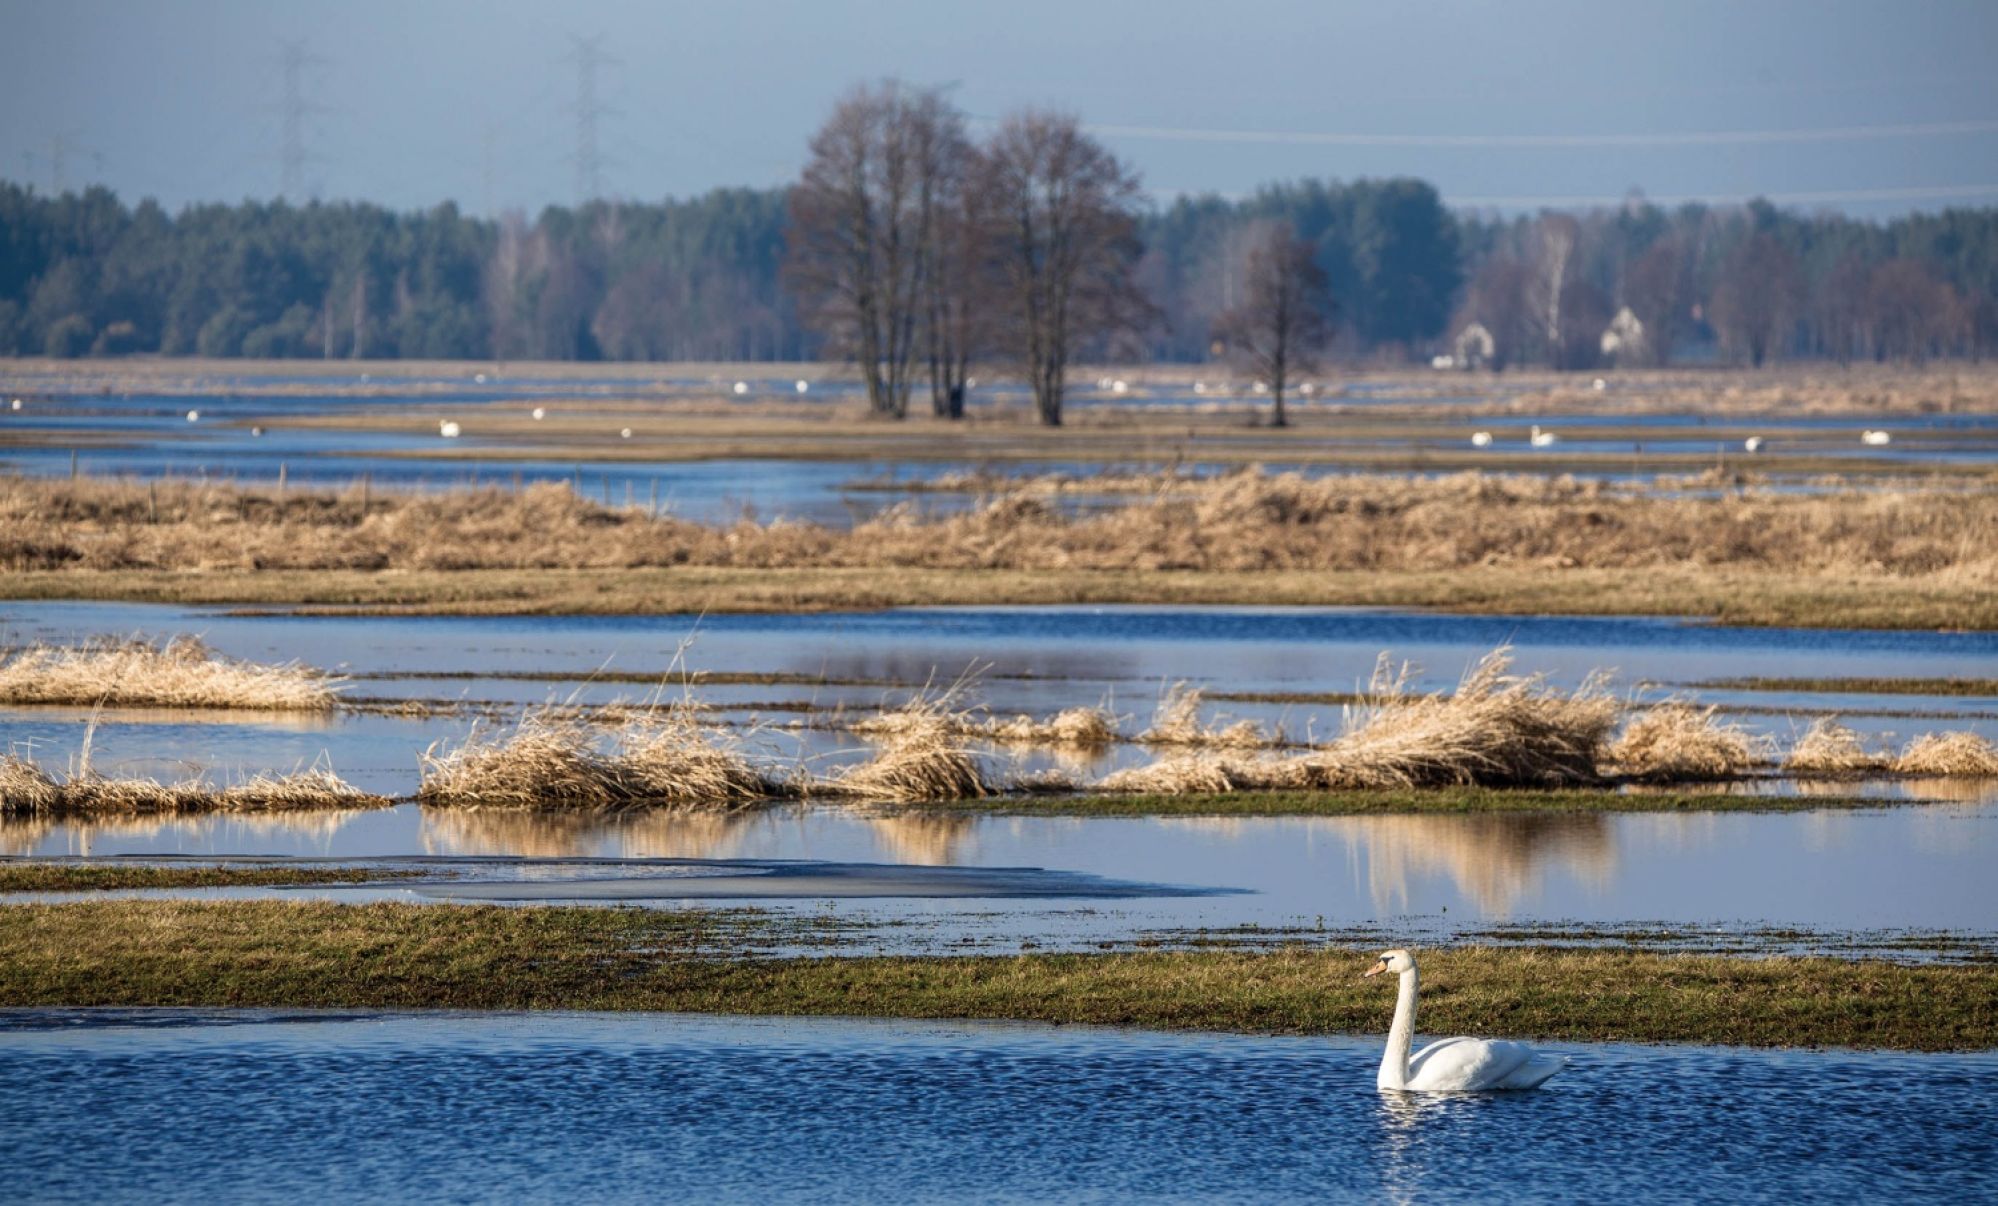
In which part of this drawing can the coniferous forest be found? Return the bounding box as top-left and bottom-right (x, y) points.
(2, 176), (1991, 368)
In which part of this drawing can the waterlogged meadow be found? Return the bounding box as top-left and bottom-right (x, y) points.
(4, 365), (1998, 1201)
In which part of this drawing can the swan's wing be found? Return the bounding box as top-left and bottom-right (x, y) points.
(1406, 1038), (1557, 1091)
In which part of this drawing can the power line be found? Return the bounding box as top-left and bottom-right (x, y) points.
(24, 132), (100, 195)
(1444, 183), (1998, 209)
(1077, 116), (1998, 150)
(276, 39), (329, 200)
(565, 34), (619, 203)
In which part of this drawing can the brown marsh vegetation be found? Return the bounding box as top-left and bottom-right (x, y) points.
(0, 636), (338, 710)
(8, 467), (1995, 627)
(0, 753), (386, 818)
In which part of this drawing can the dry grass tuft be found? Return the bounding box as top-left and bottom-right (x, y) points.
(617, 706), (784, 804)
(0, 636), (338, 710)
(419, 705), (784, 809)
(1100, 650), (1618, 794)
(1139, 684), (1273, 748)
(0, 755), (61, 812)
(1894, 731), (1998, 777)
(1096, 752), (1244, 795)
(985, 706), (1120, 747)
(828, 698), (992, 803)
(1784, 718), (1890, 777)
(0, 751), (384, 818)
(1610, 702), (1760, 780)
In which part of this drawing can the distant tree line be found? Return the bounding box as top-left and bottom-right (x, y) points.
(3, 112), (1994, 383)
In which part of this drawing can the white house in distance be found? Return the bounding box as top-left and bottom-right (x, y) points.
(1600, 307), (1647, 366)
(1432, 321), (1496, 370)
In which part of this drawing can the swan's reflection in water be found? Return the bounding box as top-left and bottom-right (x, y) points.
(1374, 1090), (1452, 1206)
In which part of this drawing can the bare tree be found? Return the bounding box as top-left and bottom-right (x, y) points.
(1710, 232), (1801, 367)
(982, 110), (1147, 426)
(1620, 237), (1690, 366)
(1867, 259), (1968, 364)
(915, 103), (986, 419)
(1212, 222), (1335, 426)
(1529, 214), (1578, 369)
(787, 82), (961, 418)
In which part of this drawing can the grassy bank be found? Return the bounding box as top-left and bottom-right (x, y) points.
(1702, 676), (1998, 697)
(8, 564), (1995, 629)
(1, 900), (1990, 1050)
(0, 863), (424, 892)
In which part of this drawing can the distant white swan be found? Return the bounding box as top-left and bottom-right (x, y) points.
(1365, 949), (1562, 1092)
(1470, 431), (1493, 448)
(438, 420), (461, 438)
(1861, 430), (1892, 446)
(1743, 436), (1763, 453)
(1529, 425), (1557, 447)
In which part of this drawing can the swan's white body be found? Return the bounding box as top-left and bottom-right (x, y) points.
(1367, 949), (1562, 1092)
(438, 420), (461, 438)
(1529, 425), (1557, 447)
(1861, 429), (1892, 446)
(1743, 436), (1763, 453)
(1470, 431), (1493, 447)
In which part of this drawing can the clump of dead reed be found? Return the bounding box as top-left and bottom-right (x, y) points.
(1609, 702), (1760, 781)
(418, 704), (785, 808)
(0, 752), (385, 818)
(1098, 649), (1618, 794)
(985, 707), (1120, 747)
(1783, 718), (1890, 777)
(617, 707), (787, 804)
(1097, 752), (1244, 795)
(0, 636), (339, 710)
(827, 697), (992, 803)
(1893, 731), (1998, 777)
(1139, 684), (1272, 748)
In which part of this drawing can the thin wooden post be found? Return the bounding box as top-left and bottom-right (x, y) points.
(277, 462), (287, 498)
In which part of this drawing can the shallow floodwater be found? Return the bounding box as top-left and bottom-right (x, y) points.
(11, 800), (1995, 945)
(0, 1010), (1990, 1204)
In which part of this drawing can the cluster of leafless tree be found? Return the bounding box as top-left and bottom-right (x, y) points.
(786, 83), (1348, 426)
(786, 83), (1165, 425)
(1455, 203), (1988, 371)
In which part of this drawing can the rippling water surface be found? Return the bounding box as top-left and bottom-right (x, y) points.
(2, 1011), (1991, 1204)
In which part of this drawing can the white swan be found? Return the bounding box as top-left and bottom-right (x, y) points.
(1861, 429), (1892, 446)
(1469, 431), (1493, 448)
(1365, 949), (1562, 1092)
(1528, 425), (1557, 447)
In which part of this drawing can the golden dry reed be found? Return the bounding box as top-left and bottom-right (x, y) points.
(418, 704), (785, 809)
(8, 469), (1994, 584)
(0, 636), (338, 710)
(0, 753), (385, 818)
(1784, 718), (1890, 777)
(1608, 702), (1761, 781)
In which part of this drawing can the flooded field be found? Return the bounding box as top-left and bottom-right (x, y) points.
(2, 1010), (1992, 1204)
(6, 366), (1994, 526)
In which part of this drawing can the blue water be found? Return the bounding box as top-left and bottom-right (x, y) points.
(0, 1010), (1991, 1204)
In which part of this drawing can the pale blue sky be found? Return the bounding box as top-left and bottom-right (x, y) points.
(3, 0), (1994, 215)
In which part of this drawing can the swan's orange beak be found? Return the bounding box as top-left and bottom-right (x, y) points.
(1363, 958), (1389, 978)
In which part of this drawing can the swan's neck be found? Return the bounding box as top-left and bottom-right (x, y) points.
(1379, 967), (1418, 1090)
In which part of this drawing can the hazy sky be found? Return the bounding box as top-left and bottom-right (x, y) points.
(4, 0), (1995, 217)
